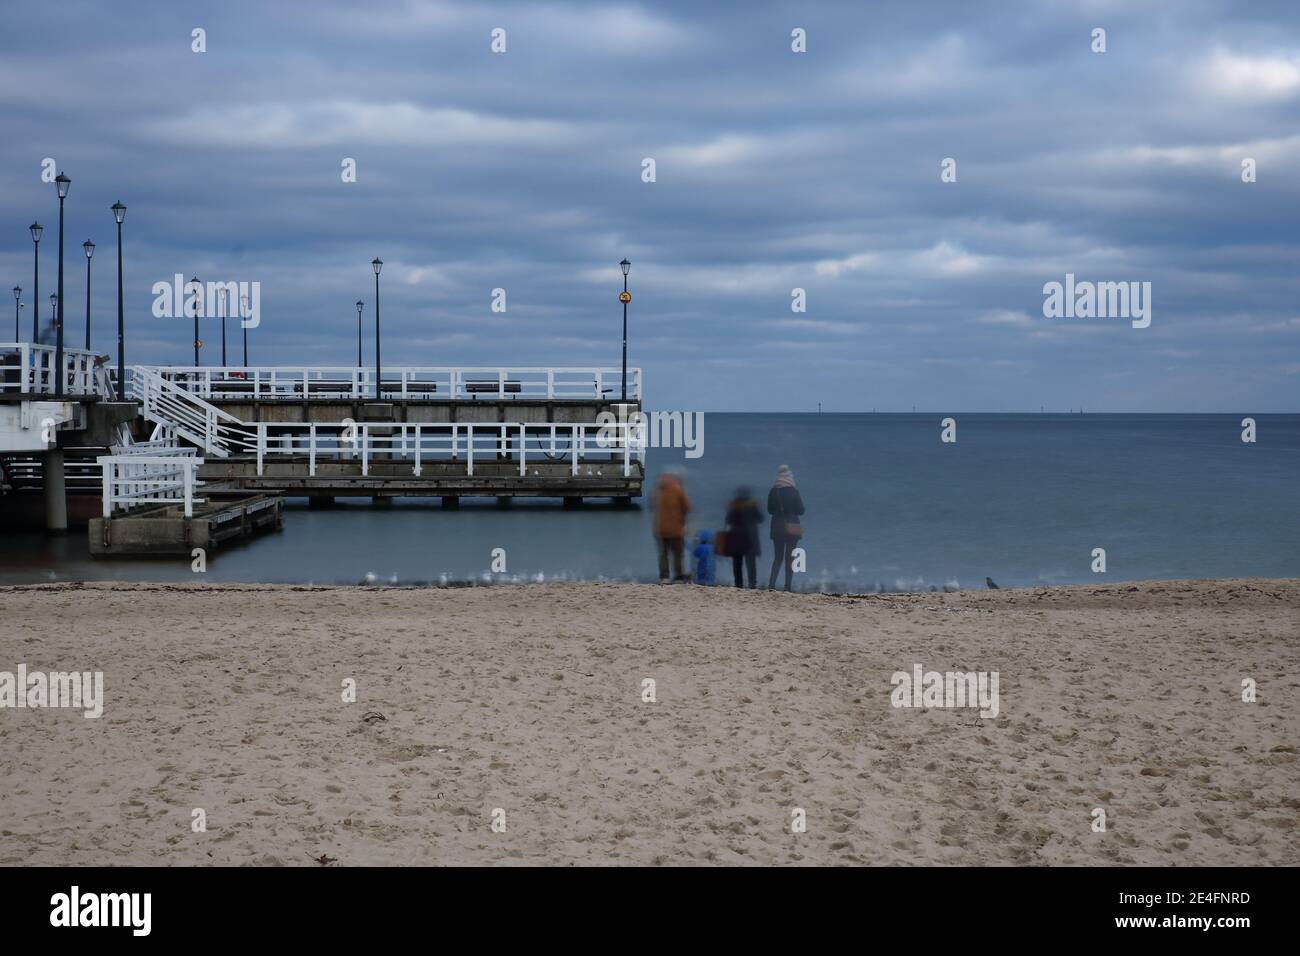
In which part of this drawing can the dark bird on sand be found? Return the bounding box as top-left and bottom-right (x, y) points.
(986, 577), (999, 589)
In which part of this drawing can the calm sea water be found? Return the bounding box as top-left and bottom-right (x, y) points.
(2, 414), (1296, 590)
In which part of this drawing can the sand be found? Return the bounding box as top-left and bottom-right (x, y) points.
(0, 578), (1296, 866)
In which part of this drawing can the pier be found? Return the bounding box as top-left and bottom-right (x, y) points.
(131, 364), (644, 505)
(1, 347), (644, 555)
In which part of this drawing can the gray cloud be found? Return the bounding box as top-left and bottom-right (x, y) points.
(1, 0), (1297, 411)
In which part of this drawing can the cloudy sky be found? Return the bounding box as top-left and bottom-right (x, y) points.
(1, 0), (1297, 411)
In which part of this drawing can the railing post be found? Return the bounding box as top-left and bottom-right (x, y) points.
(624, 422), (631, 476)
(413, 424), (421, 477)
(257, 423), (265, 476)
(309, 423), (317, 476)
(547, 369), (554, 398)
(362, 425), (369, 476)
(101, 459), (113, 517)
(451, 423), (458, 460)
(467, 424), (474, 476)
(183, 463), (194, 518)
(519, 424), (526, 477)
(572, 424), (579, 476)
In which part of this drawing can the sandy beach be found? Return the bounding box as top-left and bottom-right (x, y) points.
(1, 579), (1296, 866)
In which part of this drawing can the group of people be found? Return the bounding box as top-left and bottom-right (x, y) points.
(651, 465), (806, 591)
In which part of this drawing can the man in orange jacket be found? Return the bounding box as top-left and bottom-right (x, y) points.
(651, 471), (691, 582)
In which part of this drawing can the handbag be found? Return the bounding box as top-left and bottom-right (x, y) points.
(777, 491), (803, 539)
(713, 530), (730, 557)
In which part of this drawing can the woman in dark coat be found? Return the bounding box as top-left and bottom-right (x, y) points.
(767, 464), (805, 591)
(724, 486), (763, 588)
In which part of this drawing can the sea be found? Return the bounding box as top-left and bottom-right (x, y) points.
(1, 413), (1296, 591)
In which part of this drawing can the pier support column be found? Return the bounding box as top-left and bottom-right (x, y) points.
(373, 496), (393, 508)
(43, 449), (67, 532)
(441, 496), (460, 510)
(495, 496), (511, 508)
(308, 496), (335, 509)
(563, 496), (582, 510)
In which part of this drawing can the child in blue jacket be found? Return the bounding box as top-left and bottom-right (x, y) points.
(692, 529), (717, 585)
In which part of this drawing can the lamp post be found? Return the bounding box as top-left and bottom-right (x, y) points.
(82, 240), (94, 350)
(240, 294), (249, 366)
(111, 202), (126, 399)
(219, 288), (227, 367)
(50, 293), (58, 326)
(12, 286), (20, 341)
(372, 258), (382, 399)
(190, 275), (201, 366)
(29, 222), (42, 343)
(355, 300), (364, 367)
(619, 258), (631, 401)
(54, 173), (69, 397)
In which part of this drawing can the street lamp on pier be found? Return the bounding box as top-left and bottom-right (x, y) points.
(190, 275), (201, 366)
(54, 173), (70, 397)
(355, 300), (364, 367)
(372, 258), (383, 399)
(82, 240), (94, 350)
(619, 258), (631, 401)
(240, 294), (249, 366)
(29, 222), (42, 343)
(219, 288), (227, 367)
(111, 201), (126, 399)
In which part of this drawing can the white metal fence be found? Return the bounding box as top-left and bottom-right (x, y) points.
(99, 452), (204, 517)
(130, 366), (645, 477)
(0, 343), (101, 396)
(246, 420), (645, 478)
(137, 365), (642, 401)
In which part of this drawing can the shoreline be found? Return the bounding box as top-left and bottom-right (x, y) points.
(2, 575), (1296, 595)
(3, 577), (1296, 865)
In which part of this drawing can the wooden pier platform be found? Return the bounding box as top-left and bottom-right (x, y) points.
(89, 490), (283, 556)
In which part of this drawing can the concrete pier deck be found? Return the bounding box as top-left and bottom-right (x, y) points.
(89, 490), (283, 556)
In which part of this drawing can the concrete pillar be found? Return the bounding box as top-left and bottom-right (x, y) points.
(43, 449), (67, 532)
(441, 496), (460, 510)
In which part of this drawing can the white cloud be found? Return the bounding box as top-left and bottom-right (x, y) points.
(140, 100), (580, 149)
(976, 309), (1035, 326)
(1202, 47), (1300, 98)
(814, 251), (877, 278)
(661, 135), (762, 168)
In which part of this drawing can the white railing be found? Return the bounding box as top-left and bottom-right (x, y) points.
(133, 367), (244, 457)
(99, 454), (205, 518)
(247, 420), (646, 479)
(0, 342), (102, 396)
(137, 366), (643, 401)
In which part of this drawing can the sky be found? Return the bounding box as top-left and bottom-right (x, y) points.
(1, 0), (1297, 412)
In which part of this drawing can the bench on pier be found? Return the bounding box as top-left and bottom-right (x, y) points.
(464, 381), (522, 395)
(379, 382), (439, 395)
